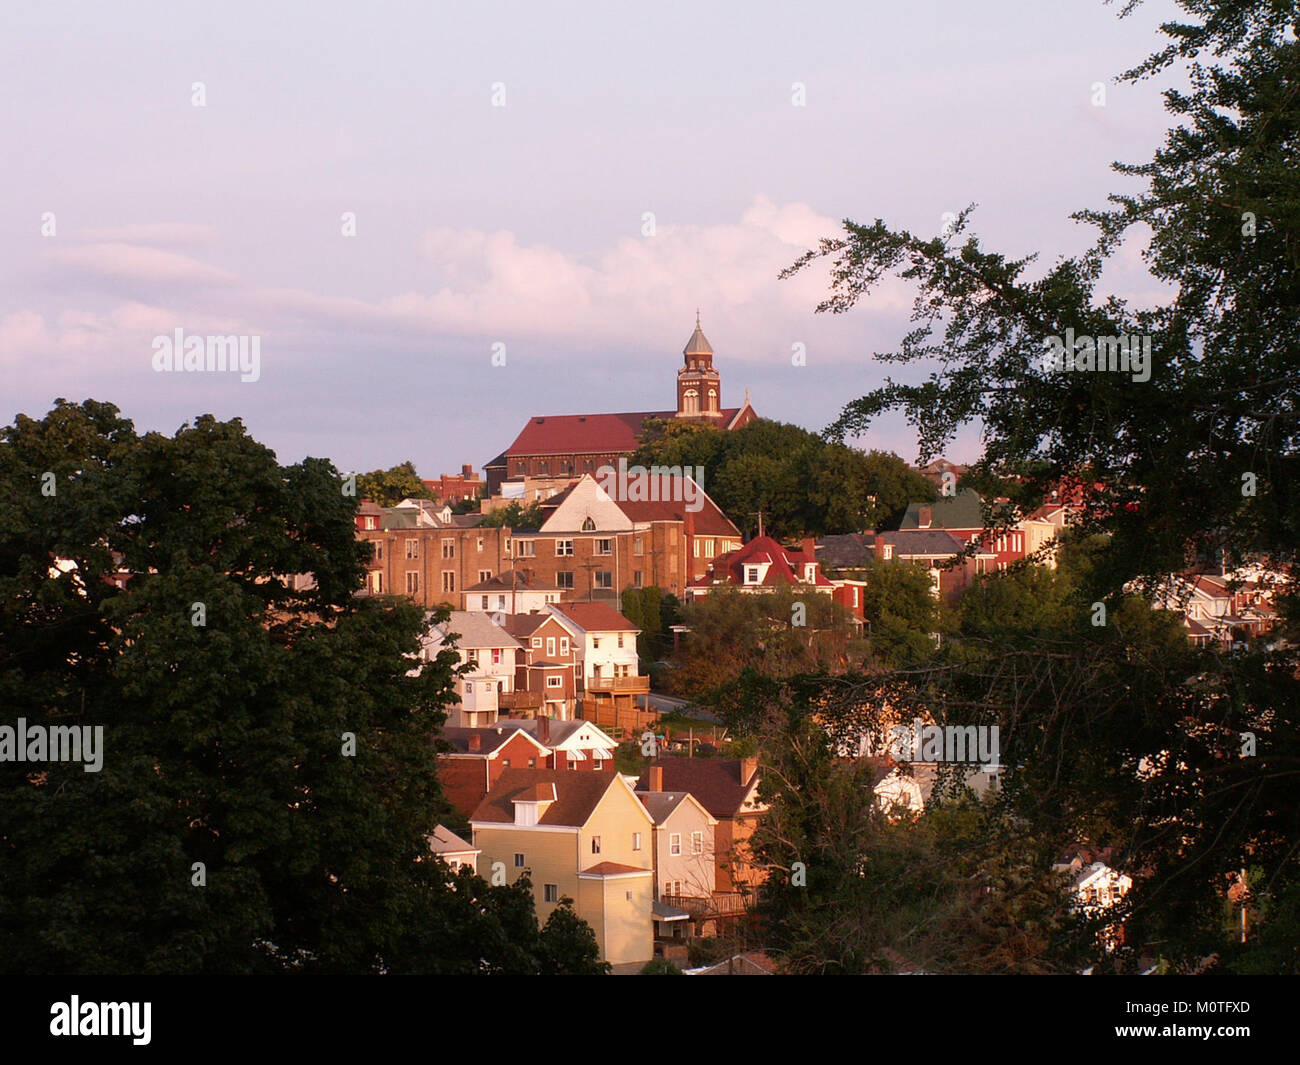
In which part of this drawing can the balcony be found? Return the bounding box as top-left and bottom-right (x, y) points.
(587, 675), (650, 694)
(660, 892), (749, 919)
(498, 690), (543, 712)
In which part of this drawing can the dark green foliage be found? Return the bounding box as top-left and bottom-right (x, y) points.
(356, 461), (434, 509)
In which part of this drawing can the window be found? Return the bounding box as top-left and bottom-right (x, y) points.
(467, 650), (479, 666)
(532, 637), (543, 649)
(581, 517), (596, 531)
(514, 853), (525, 868)
(497, 595), (506, 609)
(595, 571), (612, 589)
(745, 566), (760, 584)
(692, 831), (703, 854)
(406, 572), (420, 595)
(633, 570), (642, 588)
(477, 538), (484, 552)
(591, 836), (601, 854)
(368, 571), (383, 594)
(480, 596), (490, 609)
(592, 638), (600, 649)
(374, 541), (383, 561)
(703, 539), (713, 556)
(547, 637), (556, 657)
(544, 884), (559, 903)
(546, 676), (563, 688)
(405, 539), (419, 559)
(633, 832), (642, 851)
(517, 540), (535, 558)
(491, 648), (501, 665)
(442, 571), (455, 593)
(568, 760), (578, 771)
(560, 637), (569, 655)
(634, 538), (644, 556)
(501, 759), (510, 768)
(617, 633), (624, 648)
(556, 571), (574, 590)
(527, 758), (536, 768)
(442, 539), (455, 558)
(479, 570), (492, 583)
(556, 539), (574, 557)
(693, 539), (700, 557)
(669, 833), (681, 856)
(593, 758), (604, 770)
(596, 539), (612, 555)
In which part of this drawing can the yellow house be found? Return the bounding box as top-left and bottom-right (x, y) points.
(471, 769), (655, 967)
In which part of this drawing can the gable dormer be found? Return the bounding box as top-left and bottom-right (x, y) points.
(512, 782), (557, 826)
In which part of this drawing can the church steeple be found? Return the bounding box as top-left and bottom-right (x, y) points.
(677, 312), (721, 419)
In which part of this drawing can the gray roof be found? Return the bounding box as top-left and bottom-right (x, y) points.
(428, 611), (523, 650)
(816, 533), (875, 570)
(877, 529), (966, 557)
(427, 824), (478, 855)
(683, 318), (713, 356)
(511, 719), (611, 748)
(898, 489), (990, 531)
(638, 790), (693, 823)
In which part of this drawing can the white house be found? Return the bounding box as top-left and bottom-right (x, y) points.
(419, 611), (523, 727)
(547, 602), (642, 691)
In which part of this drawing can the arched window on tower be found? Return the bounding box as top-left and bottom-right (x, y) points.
(707, 388), (717, 411)
(683, 388), (699, 414)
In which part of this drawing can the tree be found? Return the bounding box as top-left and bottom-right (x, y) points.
(477, 500), (543, 529)
(538, 899), (611, 975)
(778, 0), (1300, 969)
(0, 400), (604, 974)
(356, 460), (434, 508)
(860, 560), (945, 667)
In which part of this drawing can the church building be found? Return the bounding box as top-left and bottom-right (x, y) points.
(485, 316), (757, 496)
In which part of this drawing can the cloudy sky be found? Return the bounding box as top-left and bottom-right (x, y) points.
(1, 0), (1182, 477)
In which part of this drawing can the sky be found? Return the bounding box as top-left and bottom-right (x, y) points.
(0, 0), (1184, 478)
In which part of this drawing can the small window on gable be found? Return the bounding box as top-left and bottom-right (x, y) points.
(581, 517), (596, 531)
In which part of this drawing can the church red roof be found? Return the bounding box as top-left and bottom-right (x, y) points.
(505, 410), (742, 458)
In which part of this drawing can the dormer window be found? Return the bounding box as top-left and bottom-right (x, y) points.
(805, 565), (816, 582)
(745, 566), (761, 584)
(581, 517), (596, 531)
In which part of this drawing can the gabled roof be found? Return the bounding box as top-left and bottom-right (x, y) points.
(636, 759), (760, 819)
(426, 824), (478, 856)
(692, 535), (831, 589)
(541, 474), (740, 538)
(439, 725), (551, 757)
(638, 790), (717, 826)
(471, 769), (630, 828)
(426, 611), (523, 650)
(511, 718), (618, 751)
(463, 572), (560, 594)
(549, 602), (640, 634)
(499, 612), (564, 640)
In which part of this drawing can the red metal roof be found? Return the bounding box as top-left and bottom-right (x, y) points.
(505, 409), (742, 458)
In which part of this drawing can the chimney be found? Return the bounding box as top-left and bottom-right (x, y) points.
(462, 463), (473, 477)
(801, 537), (816, 559)
(918, 507), (933, 529)
(739, 756), (758, 786)
(538, 714), (550, 744)
(468, 733), (482, 752)
(648, 765), (664, 792)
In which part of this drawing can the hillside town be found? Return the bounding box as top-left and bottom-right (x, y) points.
(344, 318), (1285, 971)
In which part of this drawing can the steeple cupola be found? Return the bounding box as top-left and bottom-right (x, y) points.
(677, 311), (722, 418)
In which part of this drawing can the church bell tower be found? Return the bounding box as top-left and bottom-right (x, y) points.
(677, 312), (722, 419)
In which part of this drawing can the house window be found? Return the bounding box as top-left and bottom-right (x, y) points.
(556, 571), (574, 590)
(405, 572), (420, 595)
(634, 539), (644, 556)
(883, 546), (893, 561)
(368, 571), (383, 594)
(492, 648), (502, 665)
(532, 637), (543, 649)
(405, 539), (418, 559)
(693, 539), (700, 557)
(592, 638), (600, 649)
(669, 833), (681, 856)
(633, 832), (642, 851)
(593, 759), (603, 770)
(617, 633), (624, 648)
(745, 566), (760, 583)
(514, 853), (525, 868)
(560, 637), (569, 655)
(568, 760), (578, 771)
(596, 539), (612, 555)
(479, 570), (492, 583)
(517, 540), (535, 557)
(595, 571), (612, 589)
(501, 759), (510, 768)
(581, 517), (596, 531)
(556, 540), (574, 556)
(547, 637), (556, 657)
(480, 596), (490, 609)
(546, 676), (563, 688)
(544, 884), (559, 903)
(692, 831), (703, 855)
(442, 571), (455, 593)
(634, 570), (642, 588)
(442, 539), (455, 558)
(497, 595), (506, 609)
(528, 758), (536, 768)
(703, 539), (713, 556)
(591, 836), (601, 854)
(374, 541), (383, 561)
